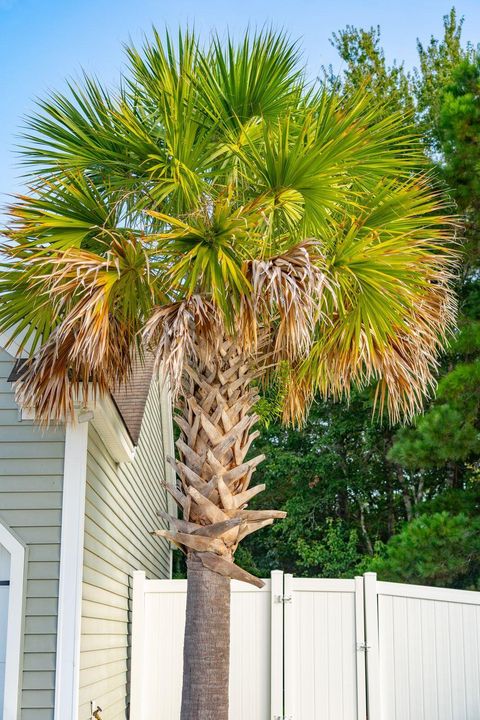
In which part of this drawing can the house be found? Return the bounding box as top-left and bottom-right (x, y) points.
(0, 336), (175, 720)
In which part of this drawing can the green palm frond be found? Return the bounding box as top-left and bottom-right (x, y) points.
(147, 198), (258, 324)
(295, 177), (458, 422)
(237, 92), (421, 237)
(6, 173), (120, 252)
(0, 28), (458, 424)
(197, 29), (304, 129)
(22, 75), (129, 177)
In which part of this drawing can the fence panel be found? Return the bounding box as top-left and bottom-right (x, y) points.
(375, 580), (480, 720)
(284, 576), (366, 720)
(131, 572), (273, 720)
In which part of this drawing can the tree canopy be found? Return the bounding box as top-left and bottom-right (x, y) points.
(1, 29), (456, 429)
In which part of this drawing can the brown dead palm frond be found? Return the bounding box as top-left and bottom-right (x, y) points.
(144, 295), (225, 398)
(240, 241), (329, 362)
(7, 237), (156, 421)
(14, 317), (132, 422)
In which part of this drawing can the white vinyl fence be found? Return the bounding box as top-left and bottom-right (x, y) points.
(131, 571), (480, 720)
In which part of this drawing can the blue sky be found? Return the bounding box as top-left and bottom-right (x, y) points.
(1, 0), (479, 208)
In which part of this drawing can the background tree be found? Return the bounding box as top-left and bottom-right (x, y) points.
(327, 24), (413, 120)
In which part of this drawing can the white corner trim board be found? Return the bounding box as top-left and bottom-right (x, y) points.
(54, 421), (89, 720)
(159, 382), (176, 578)
(0, 521), (25, 720)
(159, 382), (176, 512)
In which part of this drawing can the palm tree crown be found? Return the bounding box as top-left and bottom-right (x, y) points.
(1, 29), (456, 424)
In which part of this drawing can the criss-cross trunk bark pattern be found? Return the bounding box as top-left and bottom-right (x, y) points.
(153, 337), (285, 720)
(155, 336), (286, 583)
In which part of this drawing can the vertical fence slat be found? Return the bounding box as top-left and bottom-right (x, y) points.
(270, 570), (284, 720)
(283, 573), (295, 720)
(131, 570), (146, 718)
(364, 572), (381, 720)
(355, 576), (367, 720)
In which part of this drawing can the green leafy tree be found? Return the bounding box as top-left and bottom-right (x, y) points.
(296, 518), (361, 577)
(337, 10), (480, 589)
(391, 48), (480, 487)
(241, 393), (436, 577)
(364, 512), (480, 589)
(438, 53), (480, 262)
(413, 8), (473, 151)
(329, 24), (413, 119)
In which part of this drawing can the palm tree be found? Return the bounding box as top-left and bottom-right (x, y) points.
(1, 30), (457, 720)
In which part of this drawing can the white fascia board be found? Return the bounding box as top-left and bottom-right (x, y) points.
(0, 520), (26, 720)
(92, 393), (136, 463)
(20, 389), (134, 463)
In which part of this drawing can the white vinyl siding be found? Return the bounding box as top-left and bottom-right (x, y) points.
(0, 348), (65, 720)
(79, 379), (171, 720)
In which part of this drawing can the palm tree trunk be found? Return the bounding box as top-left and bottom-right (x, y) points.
(181, 554), (230, 720)
(153, 337), (285, 720)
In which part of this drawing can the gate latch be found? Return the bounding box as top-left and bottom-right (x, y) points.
(274, 595), (292, 604)
(356, 641), (371, 652)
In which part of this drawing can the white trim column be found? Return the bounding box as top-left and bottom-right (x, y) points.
(54, 421), (89, 720)
(0, 521), (26, 720)
(159, 381), (176, 578)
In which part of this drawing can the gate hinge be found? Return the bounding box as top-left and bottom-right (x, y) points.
(274, 595), (292, 604)
(356, 641), (371, 652)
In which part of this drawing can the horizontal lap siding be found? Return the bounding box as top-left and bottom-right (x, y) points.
(0, 349), (65, 720)
(79, 380), (170, 720)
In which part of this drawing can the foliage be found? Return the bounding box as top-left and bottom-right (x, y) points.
(238, 10), (480, 589)
(413, 8), (474, 151)
(241, 393), (428, 577)
(389, 360), (480, 469)
(0, 29), (455, 430)
(328, 25), (413, 120)
(363, 512), (480, 589)
(390, 38), (480, 480)
(296, 519), (360, 578)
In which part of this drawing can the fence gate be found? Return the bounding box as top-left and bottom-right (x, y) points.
(283, 575), (366, 720)
(131, 571), (480, 720)
(367, 576), (480, 720)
